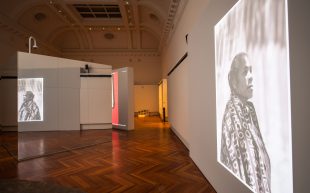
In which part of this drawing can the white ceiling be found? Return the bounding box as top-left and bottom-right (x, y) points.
(0, 0), (186, 56)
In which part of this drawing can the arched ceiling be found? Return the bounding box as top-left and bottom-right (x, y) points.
(0, 0), (186, 56)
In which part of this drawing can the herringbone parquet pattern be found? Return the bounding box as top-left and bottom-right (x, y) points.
(0, 117), (216, 193)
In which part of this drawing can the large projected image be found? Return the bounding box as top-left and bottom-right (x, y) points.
(215, 0), (292, 193)
(18, 78), (43, 122)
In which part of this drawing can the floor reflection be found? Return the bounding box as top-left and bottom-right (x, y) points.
(2, 130), (112, 161)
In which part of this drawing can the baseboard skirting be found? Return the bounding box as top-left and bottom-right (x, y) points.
(1, 125), (18, 132)
(80, 123), (112, 130)
(170, 126), (190, 150)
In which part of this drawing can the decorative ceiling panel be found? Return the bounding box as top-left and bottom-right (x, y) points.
(0, 0), (186, 55)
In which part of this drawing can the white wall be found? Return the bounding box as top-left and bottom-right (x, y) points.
(188, 1), (251, 192)
(80, 76), (112, 129)
(163, 0), (310, 193)
(167, 58), (190, 148)
(134, 85), (158, 113)
(288, 0), (310, 192)
(18, 52), (112, 132)
(161, 0), (211, 77)
(162, 0), (251, 192)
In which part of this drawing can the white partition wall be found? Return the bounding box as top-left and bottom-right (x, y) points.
(17, 52), (112, 131)
(112, 67), (134, 130)
(80, 73), (112, 130)
(161, 0), (310, 193)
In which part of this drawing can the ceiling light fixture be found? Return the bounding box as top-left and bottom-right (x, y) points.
(89, 27), (92, 31)
(117, 27), (121, 31)
(28, 36), (38, 53)
(49, 1), (53, 4)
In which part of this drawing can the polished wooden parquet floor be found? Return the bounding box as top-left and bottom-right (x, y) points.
(0, 117), (216, 193)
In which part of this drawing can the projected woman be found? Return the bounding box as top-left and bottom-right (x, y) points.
(220, 53), (271, 193)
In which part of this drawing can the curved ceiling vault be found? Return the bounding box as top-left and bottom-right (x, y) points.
(0, 0), (184, 55)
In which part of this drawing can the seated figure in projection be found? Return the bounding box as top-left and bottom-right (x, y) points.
(19, 91), (41, 121)
(220, 52), (271, 193)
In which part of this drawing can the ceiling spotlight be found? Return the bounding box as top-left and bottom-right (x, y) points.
(102, 27), (105, 30)
(125, 1), (129, 5)
(49, 1), (53, 4)
(117, 27), (121, 31)
(89, 27), (92, 31)
(58, 10), (62, 13)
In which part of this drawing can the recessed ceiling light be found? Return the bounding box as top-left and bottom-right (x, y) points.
(102, 27), (105, 30)
(49, 1), (53, 4)
(34, 12), (47, 22)
(125, 1), (129, 5)
(117, 27), (120, 30)
(58, 10), (62, 13)
(89, 27), (92, 31)
(104, 33), (114, 39)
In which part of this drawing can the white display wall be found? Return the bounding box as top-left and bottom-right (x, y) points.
(80, 74), (112, 130)
(171, 0), (309, 193)
(17, 52), (112, 131)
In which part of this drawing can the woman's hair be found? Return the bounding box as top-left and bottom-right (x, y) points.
(228, 52), (248, 93)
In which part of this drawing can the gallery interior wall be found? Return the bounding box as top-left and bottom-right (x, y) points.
(288, 0), (310, 192)
(167, 58), (190, 148)
(163, 0), (310, 193)
(17, 52), (112, 132)
(134, 85), (159, 113)
(18, 53), (81, 132)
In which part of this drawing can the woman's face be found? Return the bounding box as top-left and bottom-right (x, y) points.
(235, 56), (253, 100)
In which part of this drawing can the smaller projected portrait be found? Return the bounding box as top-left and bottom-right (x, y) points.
(18, 78), (43, 122)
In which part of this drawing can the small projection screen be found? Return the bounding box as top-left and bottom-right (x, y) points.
(215, 0), (292, 193)
(18, 78), (43, 122)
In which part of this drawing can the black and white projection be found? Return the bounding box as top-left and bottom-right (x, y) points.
(18, 78), (43, 122)
(215, 0), (292, 193)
